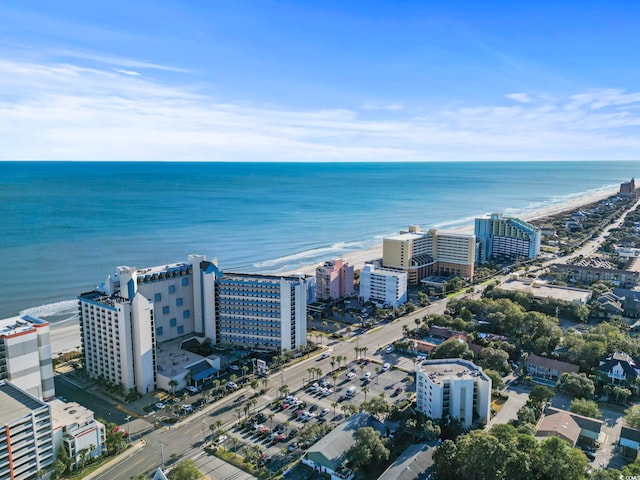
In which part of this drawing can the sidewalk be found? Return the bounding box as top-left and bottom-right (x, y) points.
(83, 439), (146, 480)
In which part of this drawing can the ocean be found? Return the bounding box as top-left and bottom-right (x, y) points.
(1, 160), (638, 320)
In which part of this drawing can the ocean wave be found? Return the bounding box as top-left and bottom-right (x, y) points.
(20, 300), (79, 324)
(253, 241), (367, 270)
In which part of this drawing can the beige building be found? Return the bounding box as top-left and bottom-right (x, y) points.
(383, 225), (475, 284)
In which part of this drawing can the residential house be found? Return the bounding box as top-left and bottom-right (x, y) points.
(377, 442), (437, 480)
(536, 407), (604, 448)
(620, 426), (640, 459)
(526, 354), (579, 381)
(596, 352), (640, 394)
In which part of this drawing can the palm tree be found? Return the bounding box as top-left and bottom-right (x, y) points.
(330, 359), (336, 373)
(346, 326), (352, 338)
(362, 385), (370, 402)
(231, 436), (240, 456)
(169, 379), (178, 395)
(235, 408), (242, 422)
(332, 401), (338, 419)
(250, 379), (259, 396)
(243, 403), (250, 419)
(261, 378), (269, 393)
(230, 374), (238, 384)
(242, 365), (250, 379)
(269, 413), (275, 429)
(332, 372), (338, 390)
(279, 384), (290, 398)
(333, 321), (340, 332)
(360, 364), (365, 379)
(375, 367), (380, 384)
(307, 367), (314, 383)
(212, 379), (221, 398)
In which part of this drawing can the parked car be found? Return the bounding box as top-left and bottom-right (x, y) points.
(346, 372), (356, 380)
(155, 402), (165, 409)
(186, 385), (199, 393)
(382, 363), (390, 371)
(226, 382), (239, 390)
(229, 365), (240, 371)
(215, 435), (228, 445)
(181, 404), (193, 413)
(288, 442), (298, 452)
(385, 345), (394, 353)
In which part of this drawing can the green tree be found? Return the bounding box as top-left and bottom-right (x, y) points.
(477, 347), (511, 374)
(432, 439), (458, 480)
(483, 369), (505, 391)
(431, 338), (473, 360)
(625, 404), (640, 430)
(570, 398), (602, 419)
(167, 459), (203, 480)
(346, 427), (389, 473)
(531, 436), (589, 480)
(558, 372), (595, 399)
(529, 385), (555, 405)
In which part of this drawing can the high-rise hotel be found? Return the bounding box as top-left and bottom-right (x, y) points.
(79, 255), (309, 394)
(383, 225), (476, 284)
(474, 213), (541, 263)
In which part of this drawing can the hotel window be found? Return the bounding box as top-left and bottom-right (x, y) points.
(182, 278), (189, 286)
(169, 285), (176, 294)
(176, 298), (183, 307)
(170, 318), (177, 327)
(156, 327), (163, 336)
(177, 326), (184, 334)
(154, 293), (162, 302)
(183, 310), (190, 319)
(162, 306), (170, 315)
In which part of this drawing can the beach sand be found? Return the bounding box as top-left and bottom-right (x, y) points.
(49, 186), (618, 355)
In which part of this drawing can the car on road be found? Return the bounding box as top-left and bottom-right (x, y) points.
(155, 402), (165, 409)
(229, 365), (240, 371)
(382, 363), (391, 371)
(321, 349), (333, 359)
(235, 394), (246, 402)
(393, 386), (403, 396)
(215, 435), (228, 445)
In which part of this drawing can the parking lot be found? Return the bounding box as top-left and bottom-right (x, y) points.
(209, 357), (413, 474)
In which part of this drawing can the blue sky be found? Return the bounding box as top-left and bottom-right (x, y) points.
(1, 0), (640, 161)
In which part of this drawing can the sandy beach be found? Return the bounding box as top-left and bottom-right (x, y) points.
(49, 186), (618, 356)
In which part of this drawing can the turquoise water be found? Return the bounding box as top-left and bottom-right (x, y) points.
(1, 160), (638, 318)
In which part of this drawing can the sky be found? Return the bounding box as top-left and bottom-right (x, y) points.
(1, 0), (640, 161)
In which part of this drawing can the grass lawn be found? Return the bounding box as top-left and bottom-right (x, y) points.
(491, 395), (508, 415)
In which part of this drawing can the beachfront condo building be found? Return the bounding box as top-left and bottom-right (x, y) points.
(474, 213), (541, 263)
(215, 273), (308, 352)
(383, 225), (475, 283)
(359, 264), (408, 308)
(79, 255), (309, 394)
(315, 258), (354, 301)
(0, 381), (55, 480)
(415, 359), (492, 427)
(0, 314), (55, 401)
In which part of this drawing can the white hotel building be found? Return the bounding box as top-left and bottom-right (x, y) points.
(359, 264), (408, 308)
(415, 359), (492, 427)
(79, 255), (309, 394)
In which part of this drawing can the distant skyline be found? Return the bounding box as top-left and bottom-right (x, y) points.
(1, 1), (640, 162)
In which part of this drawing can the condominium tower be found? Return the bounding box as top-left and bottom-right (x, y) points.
(0, 315), (55, 401)
(315, 259), (354, 301)
(0, 381), (55, 480)
(359, 264), (408, 308)
(415, 359), (491, 427)
(383, 225), (476, 283)
(474, 213), (541, 263)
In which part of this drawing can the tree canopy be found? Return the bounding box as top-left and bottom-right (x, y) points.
(431, 338), (473, 360)
(570, 398), (602, 419)
(346, 427), (390, 473)
(167, 459), (203, 480)
(558, 372), (595, 399)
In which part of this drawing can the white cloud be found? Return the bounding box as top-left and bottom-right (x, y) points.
(505, 93), (533, 103)
(1, 58), (640, 161)
(113, 68), (140, 77)
(361, 102), (404, 111)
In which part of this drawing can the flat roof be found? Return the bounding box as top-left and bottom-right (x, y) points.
(418, 359), (488, 384)
(0, 315), (37, 337)
(50, 399), (94, 429)
(0, 381), (47, 425)
(385, 232), (426, 241)
(498, 280), (591, 303)
(156, 336), (219, 379)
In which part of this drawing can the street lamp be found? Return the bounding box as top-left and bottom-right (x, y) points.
(125, 415), (131, 444)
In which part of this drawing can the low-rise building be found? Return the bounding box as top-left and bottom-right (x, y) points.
(497, 279), (592, 304)
(302, 413), (384, 480)
(0, 381), (55, 479)
(525, 354), (579, 381)
(552, 258), (640, 288)
(537, 407), (603, 447)
(415, 359), (491, 427)
(359, 264), (407, 308)
(50, 400), (106, 470)
(620, 426), (640, 459)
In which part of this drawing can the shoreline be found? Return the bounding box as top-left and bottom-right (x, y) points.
(48, 186), (619, 355)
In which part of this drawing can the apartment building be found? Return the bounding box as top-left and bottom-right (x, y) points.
(359, 264), (408, 308)
(475, 213), (541, 263)
(415, 359), (491, 427)
(51, 400), (105, 470)
(0, 381), (55, 480)
(0, 314), (55, 401)
(383, 226), (475, 283)
(315, 259), (354, 301)
(215, 273), (308, 352)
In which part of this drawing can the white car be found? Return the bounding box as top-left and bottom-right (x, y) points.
(382, 363), (390, 371)
(385, 345), (394, 353)
(319, 408), (330, 417)
(346, 372), (356, 380)
(215, 435), (228, 445)
(181, 404), (193, 413)
(226, 382), (239, 390)
(155, 402), (165, 409)
(308, 383), (319, 392)
(364, 372), (371, 380)
(186, 385), (199, 393)
(322, 388), (333, 396)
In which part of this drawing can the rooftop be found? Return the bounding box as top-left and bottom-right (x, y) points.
(536, 409), (581, 446)
(385, 232), (428, 241)
(498, 279), (592, 303)
(156, 336), (219, 379)
(50, 399), (95, 429)
(0, 381), (48, 425)
(418, 359), (489, 384)
(0, 314), (45, 337)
